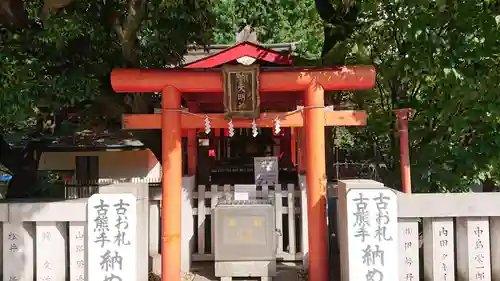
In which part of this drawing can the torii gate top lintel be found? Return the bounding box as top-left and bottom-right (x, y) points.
(110, 65), (376, 93)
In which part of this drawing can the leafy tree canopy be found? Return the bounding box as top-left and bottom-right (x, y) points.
(1, 0), (214, 132)
(211, 0), (323, 58)
(347, 0), (500, 191)
(0, 0), (215, 197)
(210, 0), (500, 192)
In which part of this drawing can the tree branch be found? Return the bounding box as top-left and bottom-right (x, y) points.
(119, 0), (146, 66)
(41, 0), (73, 19)
(111, 0), (161, 161)
(314, 0), (359, 57)
(113, 22), (124, 40)
(0, 0), (28, 28)
(376, 78), (389, 111)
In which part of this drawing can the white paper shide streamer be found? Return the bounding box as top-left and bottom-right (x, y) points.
(274, 116), (281, 135)
(204, 116), (211, 134)
(251, 119), (258, 137)
(228, 119), (235, 137)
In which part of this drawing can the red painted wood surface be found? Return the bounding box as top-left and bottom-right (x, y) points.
(184, 42), (293, 68)
(110, 66), (376, 93)
(122, 111), (367, 130)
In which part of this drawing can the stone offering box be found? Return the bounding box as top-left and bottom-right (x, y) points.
(214, 199), (276, 281)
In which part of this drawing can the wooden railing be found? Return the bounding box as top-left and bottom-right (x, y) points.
(64, 178), (152, 199)
(148, 182), (308, 262)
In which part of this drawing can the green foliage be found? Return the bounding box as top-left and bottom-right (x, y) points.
(1, 1), (115, 131)
(0, 0), (215, 133)
(343, 0), (500, 192)
(210, 0), (500, 192)
(2, 0), (500, 193)
(211, 0), (323, 57)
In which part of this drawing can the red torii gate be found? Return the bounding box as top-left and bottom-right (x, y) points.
(110, 42), (376, 281)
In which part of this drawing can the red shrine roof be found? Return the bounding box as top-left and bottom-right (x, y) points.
(183, 41), (295, 68)
(180, 41), (300, 112)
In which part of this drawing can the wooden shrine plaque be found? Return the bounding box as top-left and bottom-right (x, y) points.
(222, 64), (260, 119)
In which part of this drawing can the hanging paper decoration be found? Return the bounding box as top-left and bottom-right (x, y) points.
(204, 116), (211, 135)
(251, 119), (258, 137)
(228, 119), (235, 137)
(274, 116), (281, 135)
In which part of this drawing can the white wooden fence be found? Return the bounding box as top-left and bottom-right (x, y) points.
(148, 182), (308, 262)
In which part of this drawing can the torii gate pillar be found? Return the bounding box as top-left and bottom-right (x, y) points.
(161, 86), (182, 281)
(304, 82), (328, 281)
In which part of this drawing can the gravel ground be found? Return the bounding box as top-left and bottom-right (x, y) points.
(149, 262), (306, 281)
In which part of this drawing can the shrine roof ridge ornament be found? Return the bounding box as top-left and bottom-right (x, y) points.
(184, 42), (298, 53)
(183, 41), (294, 68)
(110, 65), (376, 93)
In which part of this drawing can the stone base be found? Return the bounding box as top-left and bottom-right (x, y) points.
(215, 260), (276, 277)
(149, 254), (196, 280)
(220, 277), (271, 281)
(149, 254), (162, 275)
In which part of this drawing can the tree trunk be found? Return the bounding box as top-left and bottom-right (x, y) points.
(0, 0), (28, 27)
(112, 0), (163, 161)
(314, 0), (359, 57)
(482, 178), (497, 192)
(0, 136), (46, 198)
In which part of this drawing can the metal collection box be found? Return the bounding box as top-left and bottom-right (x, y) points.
(214, 199), (276, 280)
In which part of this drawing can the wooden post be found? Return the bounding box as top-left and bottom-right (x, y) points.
(304, 82), (328, 281)
(394, 108), (414, 194)
(279, 128), (291, 163)
(187, 103), (198, 177)
(161, 86), (182, 281)
(291, 128), (297, 166)
(297, 127), (306, 173)
(187, 129), (197, 176)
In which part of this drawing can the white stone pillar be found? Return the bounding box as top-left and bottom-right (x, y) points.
(36, 222), (67, 281)
(337, 180), (399, 281)
(69, 221), (86, 281)
(98, 183), (149, 281)
(3, 222), (34, 281)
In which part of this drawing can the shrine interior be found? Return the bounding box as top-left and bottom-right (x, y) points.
(189, 127), (298, 185)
